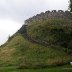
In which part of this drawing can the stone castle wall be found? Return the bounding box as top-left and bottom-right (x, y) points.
(25, 10), (72, 24)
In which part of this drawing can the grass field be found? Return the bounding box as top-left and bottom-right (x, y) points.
(0, 65), (72, 72)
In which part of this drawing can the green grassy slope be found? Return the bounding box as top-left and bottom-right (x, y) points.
(27, 19), (72, 52)
(0, 34), (71, 68)
(0, 19), (72, 69)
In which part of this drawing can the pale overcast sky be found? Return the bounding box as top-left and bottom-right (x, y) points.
(0, 0), (69, 45)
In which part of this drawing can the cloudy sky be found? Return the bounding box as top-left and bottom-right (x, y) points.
(0, 0), (69, 45)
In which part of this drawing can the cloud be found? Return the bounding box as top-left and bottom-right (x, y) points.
(0, 19), (22, 45)
(0, 0), (69, 23)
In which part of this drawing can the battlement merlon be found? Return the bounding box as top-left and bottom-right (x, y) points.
(25, 10), (72, 24)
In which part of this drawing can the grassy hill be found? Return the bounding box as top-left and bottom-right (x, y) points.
(0, 19), (72, 69)
(27, 19), (72, 51)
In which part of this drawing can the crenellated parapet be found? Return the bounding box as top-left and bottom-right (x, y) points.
(25, 10), (72, 24)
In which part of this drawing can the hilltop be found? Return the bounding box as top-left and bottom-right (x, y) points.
(0, 10), (72, 69)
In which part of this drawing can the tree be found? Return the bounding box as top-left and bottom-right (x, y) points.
(69, 0), (72, 12)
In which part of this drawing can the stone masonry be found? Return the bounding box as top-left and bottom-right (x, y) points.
(25, 10), (72, 24)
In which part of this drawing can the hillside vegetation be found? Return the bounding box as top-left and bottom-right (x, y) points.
(0, 19), (72, 69)
(27, 19), (72, 52)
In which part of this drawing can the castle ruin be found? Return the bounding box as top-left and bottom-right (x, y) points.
(25, 10), (72, 24)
